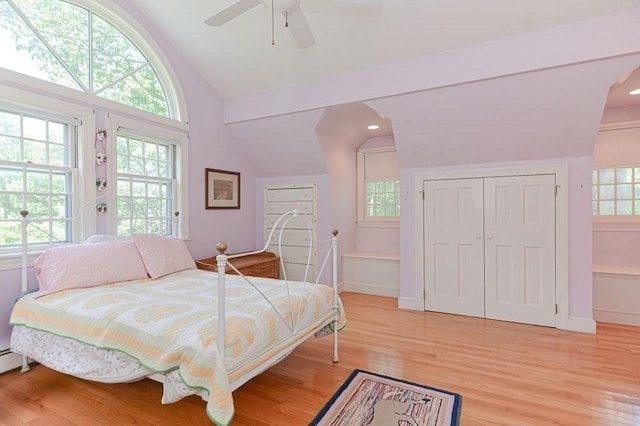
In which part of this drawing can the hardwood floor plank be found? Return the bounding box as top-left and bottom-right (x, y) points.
(1, 292), (639, 425)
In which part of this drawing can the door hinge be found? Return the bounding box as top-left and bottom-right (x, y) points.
(420, 190), (424, 200)
(555, 185), (560, 197)
(555, 304), (558, 314)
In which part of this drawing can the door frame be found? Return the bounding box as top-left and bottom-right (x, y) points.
(414, 163), (569, 330)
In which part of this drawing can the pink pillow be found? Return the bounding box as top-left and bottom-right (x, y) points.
(132, 234), (196, 279)
(34, 240), (149, 297)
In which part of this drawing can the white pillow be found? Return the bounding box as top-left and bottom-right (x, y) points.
(34, 239), (149, 297)
(132, 234), (196, 279)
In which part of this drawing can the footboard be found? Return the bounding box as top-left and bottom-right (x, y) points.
(214, 209), (341, 373)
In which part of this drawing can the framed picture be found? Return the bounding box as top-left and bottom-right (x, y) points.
(205, 168), (240, 209)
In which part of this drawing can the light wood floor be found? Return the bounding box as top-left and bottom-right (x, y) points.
(1, 292), (640, 425)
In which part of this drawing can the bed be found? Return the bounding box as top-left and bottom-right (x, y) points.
(9, 209), (345, 425)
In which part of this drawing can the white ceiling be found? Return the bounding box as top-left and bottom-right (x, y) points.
(130, 0), (640, 107)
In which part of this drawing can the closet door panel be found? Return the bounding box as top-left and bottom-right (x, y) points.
(423, 178), (485, 317)
(484, 175), (556, 327)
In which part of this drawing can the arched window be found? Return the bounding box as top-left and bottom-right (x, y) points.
(0, 0), (173, 118)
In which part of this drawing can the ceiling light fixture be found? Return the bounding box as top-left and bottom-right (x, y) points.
(367, 124), (380, 130)
(630, 88), (640, 95)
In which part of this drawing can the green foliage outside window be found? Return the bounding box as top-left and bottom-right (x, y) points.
(366, 179), (400, 218)
(0, 0), (169, 117)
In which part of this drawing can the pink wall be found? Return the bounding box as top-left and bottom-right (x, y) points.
(592, 111), (640, 267)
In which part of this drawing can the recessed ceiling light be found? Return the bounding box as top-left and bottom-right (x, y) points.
(367, 124), (380, 130)
(630, 88), (640, 95)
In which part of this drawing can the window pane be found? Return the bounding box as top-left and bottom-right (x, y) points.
(617, 200), (632, 215)
(592, 201), (598, 215)
(26, 170), (50, 193)
(49, 122), (65, 143)
(592, 170), (598, 185)
(0, 2), (83, 91)
(0, 168), (23, 191)
(599, 201), (615, 215)
(617, 168), (633, 183)
(0, 111), (21, 136)
(617, 184), (632, 199)
(49, 144), (65, 167)
(635, 168), (640, 183)
(599, 185), (614, 200)
(1, 1), (172, 117)
(599, 169), (615, 184)
(0, 136), (21, 162)
(592, 185), (598, 201)
(635, 201), (640, 215)
(635, 184), (640, 199)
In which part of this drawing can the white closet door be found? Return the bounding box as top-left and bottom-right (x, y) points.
(423, 178), (485, 317)
(484, 175), (556, 327)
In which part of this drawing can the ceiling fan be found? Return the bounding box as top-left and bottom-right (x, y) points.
(205, 0), (381, 49)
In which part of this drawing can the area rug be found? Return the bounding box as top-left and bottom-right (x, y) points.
(310, 369), (462, 426)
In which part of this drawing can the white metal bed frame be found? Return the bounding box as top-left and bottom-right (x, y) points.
(16, 202), (341, 395)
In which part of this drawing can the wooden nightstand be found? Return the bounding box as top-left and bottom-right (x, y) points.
(196, 251), (280, 279)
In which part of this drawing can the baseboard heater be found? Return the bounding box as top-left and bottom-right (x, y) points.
(0, 348), (23, 374)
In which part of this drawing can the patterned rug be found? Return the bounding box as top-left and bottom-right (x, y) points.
(310, 370), (462, 426)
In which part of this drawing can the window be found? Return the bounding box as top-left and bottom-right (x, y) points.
(115, 132), (176, 236)
(592, 167), (640, 216)
(0, 0), (172, 117)
(0, 95), (91, 262)
(357, 147), (400, 223)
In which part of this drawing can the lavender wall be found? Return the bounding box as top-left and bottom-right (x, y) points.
(593, 110), (640, 268)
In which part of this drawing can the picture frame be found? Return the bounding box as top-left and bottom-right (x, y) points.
(205, 168), (240, 209)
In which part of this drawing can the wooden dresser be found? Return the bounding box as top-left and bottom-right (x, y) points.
(196, 251), (280, 279)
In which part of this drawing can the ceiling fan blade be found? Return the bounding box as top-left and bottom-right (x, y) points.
(288, 8), (315, 49)
(205, 0), (261, 26)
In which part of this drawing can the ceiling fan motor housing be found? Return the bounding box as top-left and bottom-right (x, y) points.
(261, 0), (301, 13)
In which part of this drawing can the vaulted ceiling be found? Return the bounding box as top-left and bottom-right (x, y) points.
(130, 0), (640, 102)
(127, 1), (640, 176)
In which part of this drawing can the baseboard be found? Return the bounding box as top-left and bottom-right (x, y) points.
(397, 297), (417, 310)
(342, 282), (399, 298)
(594, 309), (640, 327)
(0, 350), (24, 374)
(565, 317), (596, 334)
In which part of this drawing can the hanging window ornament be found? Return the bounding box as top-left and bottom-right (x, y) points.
(96, 202), (107, 215)
(96, 178), (107, 191)
(96, 128), (107, 165)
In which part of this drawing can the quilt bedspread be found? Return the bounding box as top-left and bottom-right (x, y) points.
(10, 269), (344, 425)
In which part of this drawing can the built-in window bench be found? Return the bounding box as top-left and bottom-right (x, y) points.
(342, 252), (400, 298)
(593, 265), (640, 326)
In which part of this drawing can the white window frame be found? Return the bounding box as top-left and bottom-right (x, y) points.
(105, 113), (189, 240)
(357, 146), (400, 226)
(0, 85), (95, 271)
